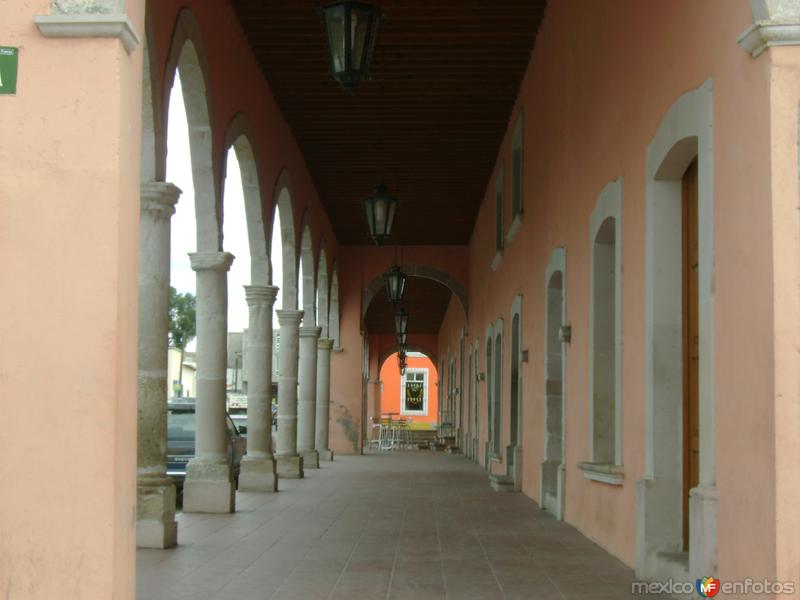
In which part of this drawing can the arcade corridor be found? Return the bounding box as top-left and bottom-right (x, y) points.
(3, 1), (800, 598)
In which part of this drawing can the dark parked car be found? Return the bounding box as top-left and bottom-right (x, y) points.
(167, 398), (246, 491)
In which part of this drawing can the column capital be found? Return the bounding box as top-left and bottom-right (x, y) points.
(299, 326), (322, 339)
(276, 309), (304, 326)
(244, 285), (279, 306)
(190, 251), (234, 272)
(140, 182), (181, 220)
(738, 0), (800, 57)
(318, 338), (334, 350)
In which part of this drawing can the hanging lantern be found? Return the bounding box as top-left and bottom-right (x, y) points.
(394, 308), (408, 335)
(320, 1), (383, 92)
(384, 266), (407, 305)
(363, 184), (398, 245)
(397, 331), (408, 346)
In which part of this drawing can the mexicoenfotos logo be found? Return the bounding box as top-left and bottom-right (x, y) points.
(696, 576), (721, 597)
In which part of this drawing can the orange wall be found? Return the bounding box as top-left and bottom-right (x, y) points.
(379, 354), (439, 425)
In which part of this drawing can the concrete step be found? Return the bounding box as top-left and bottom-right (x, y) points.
(489, 474), (515, 493)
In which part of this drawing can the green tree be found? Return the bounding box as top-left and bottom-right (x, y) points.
(169, 287), (196, 395)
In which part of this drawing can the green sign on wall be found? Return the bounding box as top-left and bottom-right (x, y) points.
(0, 47), (19, 95)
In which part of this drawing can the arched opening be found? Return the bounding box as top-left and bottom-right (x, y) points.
(299, 222), (316, 326)
(492, 326), (503, 459)
(591, 216), (616, 465)
(221, 147), (250, 398)
(541, 247), (566, 519)
(166, 68), (198, 402)
(508, 295), (523, 489)
(378, 351), (439, 428)
(317, 248), (329, 339)
(484, 328), (493, 469)
(329, 266), (341, 349)
(639, 80), (715, 581)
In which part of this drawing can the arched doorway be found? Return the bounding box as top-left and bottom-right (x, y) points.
(541, 248), (566, 519)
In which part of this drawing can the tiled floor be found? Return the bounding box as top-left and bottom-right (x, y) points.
(137, 451), (666, 600)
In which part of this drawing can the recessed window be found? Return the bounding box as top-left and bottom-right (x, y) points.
(511, 111), (523, 221)
(495, 162), (505, 254)
(401, 368), (428, 415)
(591, 217), (617, 464)
(493, 329), (503, 457)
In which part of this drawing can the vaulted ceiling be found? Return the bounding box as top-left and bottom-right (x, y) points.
(364, 276), (453, 334)
(230, 0), (547, 246)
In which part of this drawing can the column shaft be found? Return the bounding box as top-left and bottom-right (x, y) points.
(276, 309), (304, 478)
(239, 285), (279, 492)
(315, 338), (334, 461)
(297, 326), (322, 468)
(184, 251), (236, 513)
(136, 182), (180, 548)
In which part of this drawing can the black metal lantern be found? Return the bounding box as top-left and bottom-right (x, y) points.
(363, 184), (398, 245)
(384, 265), (406, 305)
(320, 1), (383, 92)
(396, 331), (408, 346)
(394, 309), (408, 336)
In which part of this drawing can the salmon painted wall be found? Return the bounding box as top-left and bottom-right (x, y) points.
(0, 0), (145, 596)
(379, 354), (439, 426)
(435, 0), (794, 584)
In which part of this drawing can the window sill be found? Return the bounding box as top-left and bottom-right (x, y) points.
(491, 251), (503, 272)
(506, 214), (523, 243)
(577, 461), (624, 485)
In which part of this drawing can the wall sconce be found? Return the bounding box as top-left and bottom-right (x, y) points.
(559, 324), (572, 344)
(476, 372), (485, 382)
(521, 350), (529, 363)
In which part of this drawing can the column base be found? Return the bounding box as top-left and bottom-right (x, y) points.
(300, 449), (319, 468)
(183, 459), (235, 513)
(318, 448), (334, 461)
(276, 455), (304, 479)
(136, 479), (177, 549)
(238, 455), (278, 492)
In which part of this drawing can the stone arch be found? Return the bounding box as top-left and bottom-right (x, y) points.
(141, 14), (160, 183)
(492, 318), (504, 459)
(298, 215), (316, 325)
(541, 246), (566, 520)
(222, 113), (269, 286)
(378, 345), (438, 368)
(329, 265), (341, 348)
(484, 322), (494, 469)
(317, 246), (330, 338)
(164, 9), (220, 251)
(361, 265), (468, 320)
(271, 170), (298, 309)
(508, 295), (523, 488)
(586, 177), (623, 471)
(638, 79), (715, 582)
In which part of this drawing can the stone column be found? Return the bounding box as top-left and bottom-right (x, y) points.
(136, 182), (180, 548)
(315, 338), (334, 461)
(297, 326), (322, 467)
(239, 285), (279, 492)
(275, 309), (304, 478)
(184, 251), (236, 513)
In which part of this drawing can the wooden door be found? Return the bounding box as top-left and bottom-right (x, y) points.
(682, 158), (700, 551)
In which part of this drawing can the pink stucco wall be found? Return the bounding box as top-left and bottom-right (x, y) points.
(0, 1), (146, 597)
(436, 0), (800, 586)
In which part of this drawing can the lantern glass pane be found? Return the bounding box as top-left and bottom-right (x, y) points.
(325, 5), (346, 73)
(373, 196), (388, 235)
(350, 8), (370, 69)
(385, 198), (397, 235)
